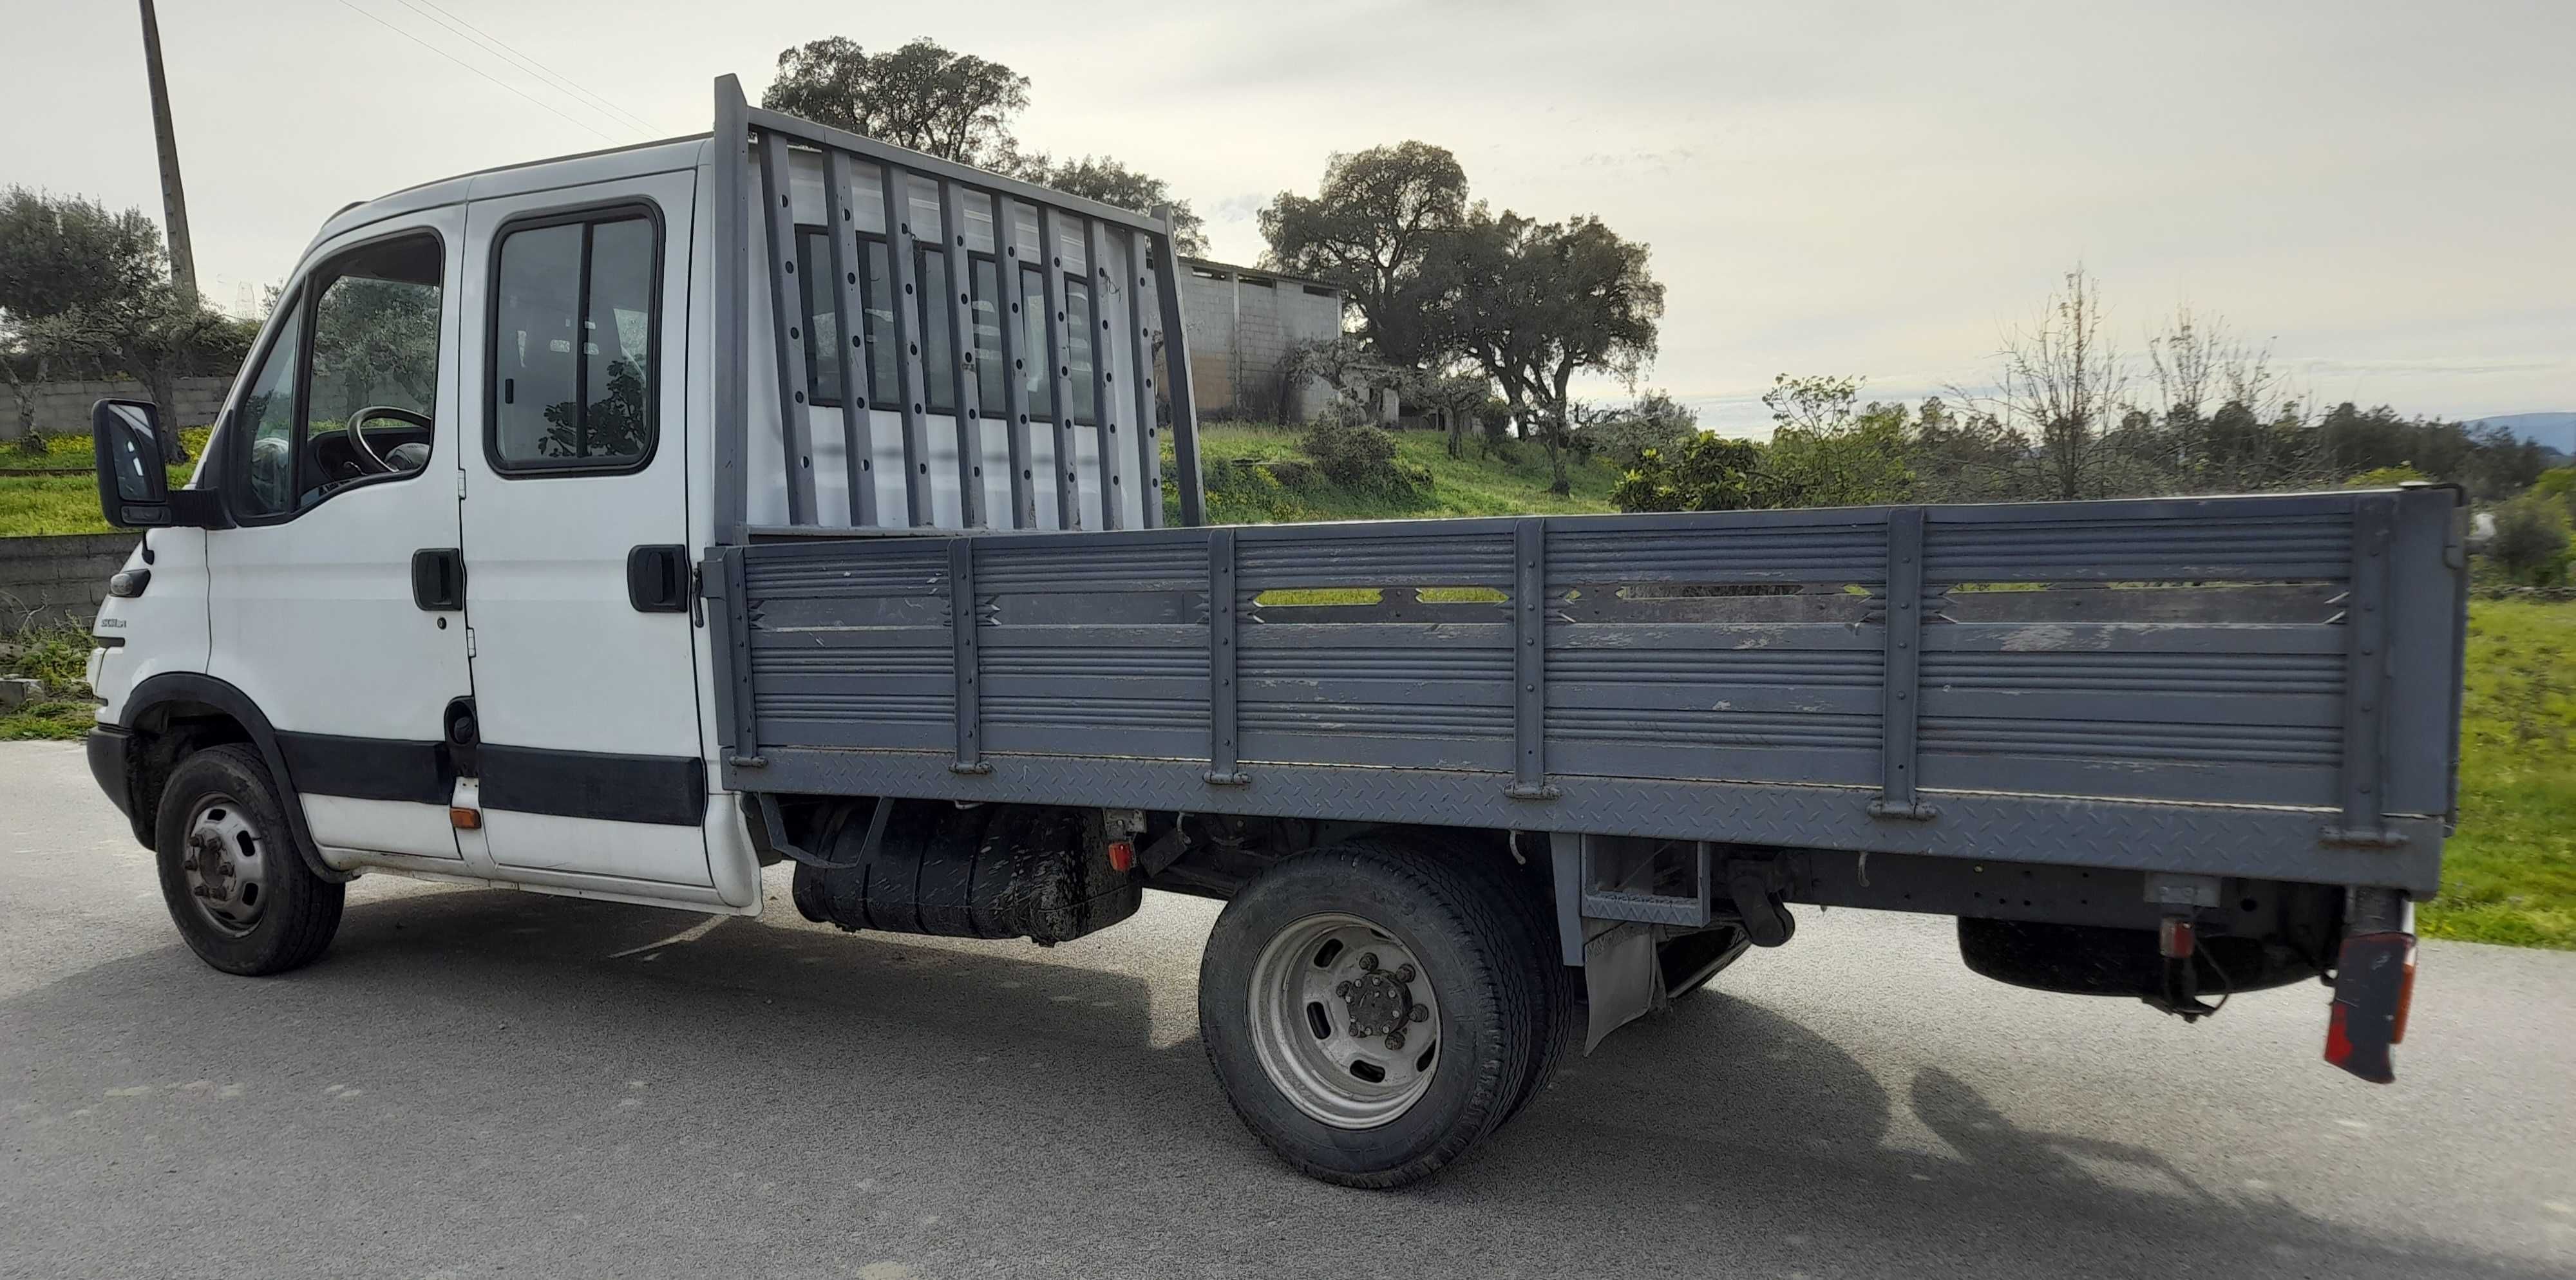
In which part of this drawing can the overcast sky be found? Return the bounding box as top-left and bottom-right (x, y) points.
(5, 0), (2568, 433)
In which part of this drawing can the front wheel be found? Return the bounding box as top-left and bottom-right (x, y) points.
(1198, 843), (1551, 1188)
(154, 744), (345, 975)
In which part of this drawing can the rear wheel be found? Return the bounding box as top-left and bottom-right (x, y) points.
(1199, 843), (1552, 1189)
(154, 744), (344, 975)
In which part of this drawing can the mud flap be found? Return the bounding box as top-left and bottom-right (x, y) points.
(2324, 931), (2416, 1084)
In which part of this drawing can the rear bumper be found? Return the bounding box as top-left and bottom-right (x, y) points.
(86, 725), (134, 818)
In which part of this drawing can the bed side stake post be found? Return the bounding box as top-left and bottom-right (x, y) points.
(1870, 505), (1935, 821)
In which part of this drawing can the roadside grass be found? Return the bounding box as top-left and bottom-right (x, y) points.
(0, 428), (209, 536)
(2420, 598), (2576, 948)
(0, 623), (100, 741)
(1169, 421), (1623, 525)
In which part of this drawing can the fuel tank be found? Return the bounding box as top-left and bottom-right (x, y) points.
(790, 801), (1141, 945)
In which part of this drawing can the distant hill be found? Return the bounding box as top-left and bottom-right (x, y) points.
(2471, 412), (2576, 455)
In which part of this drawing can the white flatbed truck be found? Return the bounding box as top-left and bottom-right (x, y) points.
(82, 77), (2461, 1187)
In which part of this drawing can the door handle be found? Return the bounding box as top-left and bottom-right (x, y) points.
(627, 544), (688, 613)
(412, 548), (466, 611)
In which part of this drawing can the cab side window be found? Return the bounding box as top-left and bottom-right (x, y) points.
(490, 209), (659, 473)
(231, 231), (444, 520)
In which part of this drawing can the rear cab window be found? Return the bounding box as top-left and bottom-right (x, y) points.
(488, 207), (661, 474)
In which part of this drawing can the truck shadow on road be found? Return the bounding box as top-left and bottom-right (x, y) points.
(3, 885), (2555, 1280)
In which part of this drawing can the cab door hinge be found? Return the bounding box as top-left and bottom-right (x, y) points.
(464, 626), (477, 657)
(457, 470), (467, 500)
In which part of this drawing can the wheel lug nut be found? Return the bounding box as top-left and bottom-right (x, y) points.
(1385, 1030), (1405, 1051)
(1358, 952), (1378, 972)
(1409, 1004), (1428, 1022)
(1396, 964), (1415, 983)
(1336, 981), (1354, 998)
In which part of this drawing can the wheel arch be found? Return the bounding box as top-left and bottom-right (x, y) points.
(116, 672), (354, 883)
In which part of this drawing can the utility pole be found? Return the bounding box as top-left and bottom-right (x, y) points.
(137, 0), (197, 304)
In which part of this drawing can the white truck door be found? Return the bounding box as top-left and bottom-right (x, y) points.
(204, 211), (471, 863)
(455, 170), (716, 891)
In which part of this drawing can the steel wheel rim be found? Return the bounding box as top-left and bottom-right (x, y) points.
(1247, 912), (1443, 1129)
(180, 793), (269, 936)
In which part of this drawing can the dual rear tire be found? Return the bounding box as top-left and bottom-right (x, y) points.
(1198, 842), (1574, 1188)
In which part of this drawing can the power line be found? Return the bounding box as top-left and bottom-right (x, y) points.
(331, 0), (617, 144)
(394, 0), (660, 137)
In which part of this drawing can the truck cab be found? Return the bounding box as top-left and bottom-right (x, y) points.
(88, 133), (762, 913)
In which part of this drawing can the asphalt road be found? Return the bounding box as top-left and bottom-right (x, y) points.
(2, 741), (2571, 1279)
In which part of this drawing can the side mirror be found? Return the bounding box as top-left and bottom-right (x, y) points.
(91, 399), (219, 529)
(93, 399), (173, 527)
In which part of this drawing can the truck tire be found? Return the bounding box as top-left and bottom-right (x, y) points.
(1198, 842), (1549, 1188)
(153, 744), (344, 976)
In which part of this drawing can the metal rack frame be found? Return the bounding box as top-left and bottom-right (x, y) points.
(708, 75), (1206, 543)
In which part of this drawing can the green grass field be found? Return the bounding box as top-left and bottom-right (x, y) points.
(0, 428), (209, 536)
(1171, 420), (1624, 524)
(2421, 598), (2576, 947)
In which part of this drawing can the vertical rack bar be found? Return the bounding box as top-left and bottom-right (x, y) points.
(1204, 527), (1245, 786)
(2333, 494), (2396, 843)
(1128, 228), (1163, 529)
(1871, 506), (1931, 820)
(1151, 222), (1206, 526)
(820, 151), (878, 527)
(1084, 218), (1124, 531)
(1506, 519), (1555, 800)
(948, 537), (988, 775)
(710, 77), (749, 543)
(1037, 206), (1081, 528)
(877, 162), (933, 526)
(992, 198), (1036, 529)
(937, 178), (985, 529)
(755, 131), (819, 526)
(715, 549), (762, 766)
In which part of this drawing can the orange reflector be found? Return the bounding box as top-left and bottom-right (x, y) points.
(450, 806), (481, 830)
(1106, 840), (1135, 872)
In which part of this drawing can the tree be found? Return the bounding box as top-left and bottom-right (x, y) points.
(1007, 154), (1204, 254)
(1613, 433), (1765, 513)
(762, 37), (1029, 166)
(1764, 397), (1913, 508)
(2487, 496), (2570, 585)
(0, 188), (167, 444)
(1964, 267), (2130, 500)
(1908, 395), (2028, 502)
(1443, 210), (1663, 494)
(1259, 142), (1469, 373)
(1578, 390), (1698, 471)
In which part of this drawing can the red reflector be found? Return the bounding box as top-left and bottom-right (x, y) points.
(1106, 840), (1135, 872)
(449, 806), (481, 830)
(2158, 918), (2195, 959)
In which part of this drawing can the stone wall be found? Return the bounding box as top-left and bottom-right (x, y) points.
(4, 375), (232, 439)
(0, 534), (138, 632)
(1176, 260), (1348, 421)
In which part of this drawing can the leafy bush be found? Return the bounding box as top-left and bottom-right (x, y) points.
(1264, 458), (1318, 489)
(1577, 391), (1700, 471)
(1299, 413), (1419, 496)
(1194, 456), (1302, 523)
(2346, 464), (2430, 487)
(2488, 496), (2571, 586)
(1613, 435), (1766, 512)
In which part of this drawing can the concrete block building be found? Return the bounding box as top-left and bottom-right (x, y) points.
(1175, 258), (1347, 422)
